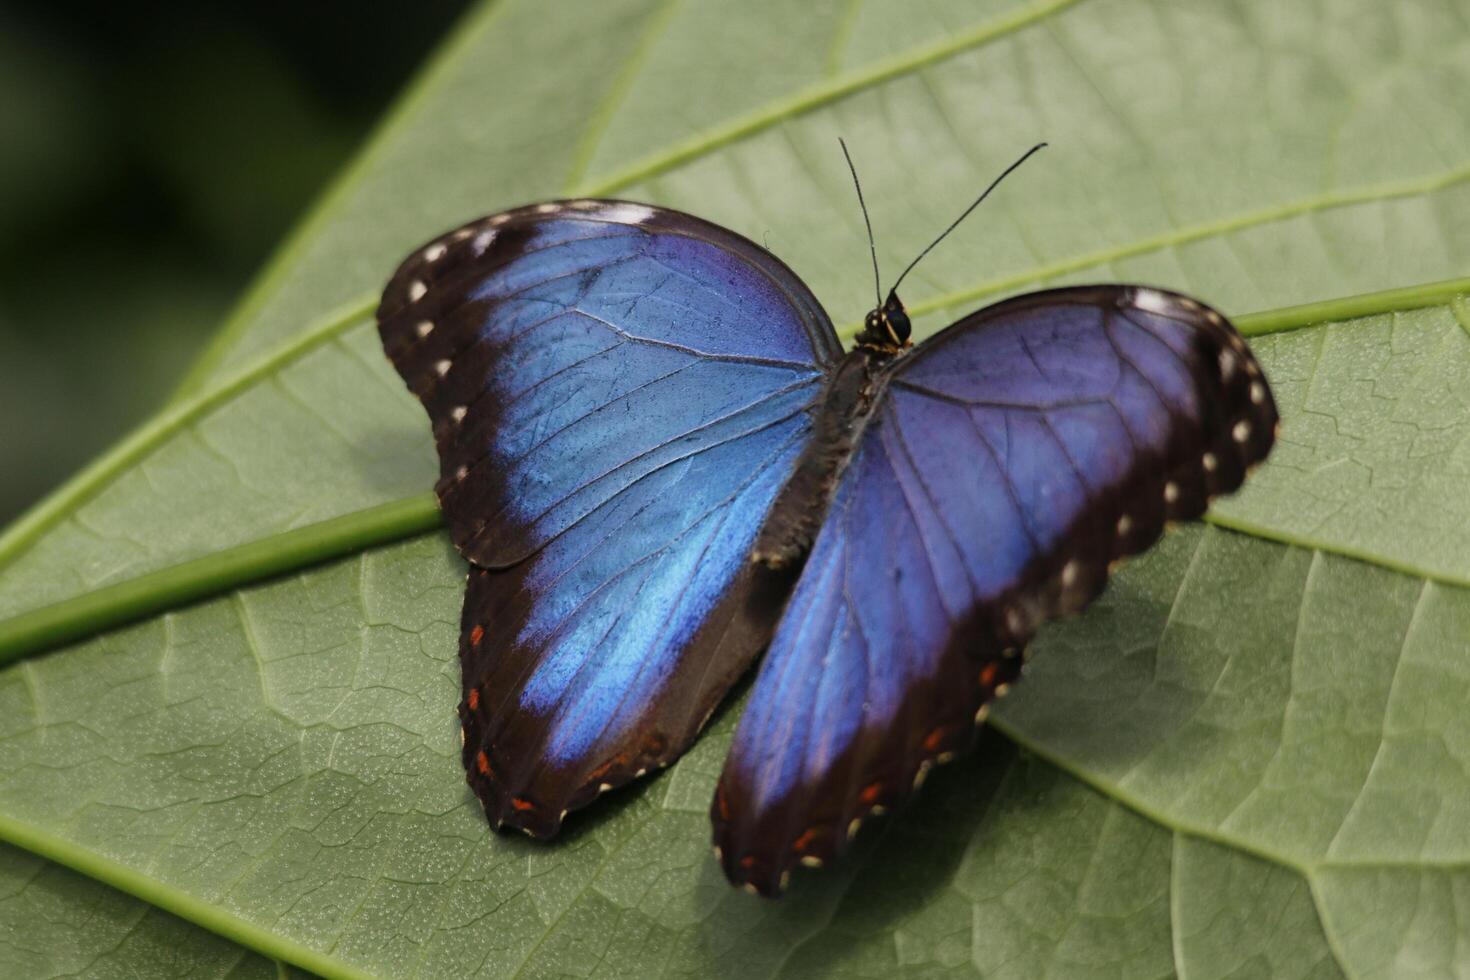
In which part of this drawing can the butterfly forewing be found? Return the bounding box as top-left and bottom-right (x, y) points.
(713, 285), (1277, 895)
(377, 200), (839, 835)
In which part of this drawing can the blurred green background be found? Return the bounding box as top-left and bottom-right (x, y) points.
(0, 0), (470, 523)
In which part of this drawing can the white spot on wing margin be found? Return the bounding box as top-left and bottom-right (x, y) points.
(596, 202), (657, 225)
(1130, 287), (1178, 317)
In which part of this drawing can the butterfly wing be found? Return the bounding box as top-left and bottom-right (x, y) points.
(713, 285), (1278, 894)
(378, 200), (838, 835)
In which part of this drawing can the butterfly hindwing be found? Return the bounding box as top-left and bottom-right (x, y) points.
(378, 200), (838, 834)
(713, 285), (1278, 894)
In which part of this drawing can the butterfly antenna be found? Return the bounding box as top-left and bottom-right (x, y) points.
(889, 142), (1047, 296)
(839, 138), (883, 312)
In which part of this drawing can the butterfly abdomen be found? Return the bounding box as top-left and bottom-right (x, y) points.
(751, 346), (896, 571)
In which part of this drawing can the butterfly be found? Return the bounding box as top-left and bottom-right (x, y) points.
(375, 149), (1277, 897)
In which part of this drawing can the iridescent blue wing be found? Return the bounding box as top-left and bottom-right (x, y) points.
(713, 285), (1277, 894)
(377, 200), (838, 835)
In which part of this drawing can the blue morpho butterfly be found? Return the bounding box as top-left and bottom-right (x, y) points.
(376, 144), (1277, 897)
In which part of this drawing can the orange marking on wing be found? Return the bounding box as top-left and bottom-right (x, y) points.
(859, 781), (884, 806)
(923, 727), (947, 753)
(511, 797), (536, 812)
(469, 624), (485, 647)
(979, 662), (999, 688)
(792, 827), (822, 853)
(476, 750), (492, 776)
(467, 688), (480, 711)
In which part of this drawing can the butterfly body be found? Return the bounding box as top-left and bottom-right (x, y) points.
(377, 198), (1277, 897)
(752, 344), (894, 571)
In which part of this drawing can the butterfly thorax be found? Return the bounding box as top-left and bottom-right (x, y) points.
(751, 342), (901, 571)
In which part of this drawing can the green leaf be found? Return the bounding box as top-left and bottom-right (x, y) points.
(0, 842), (290, 979)
(3, 527), (1464, 977)
(1212, 297), (1470, 587)
(7, 0), (1470, 644)
(2, 0), (1469, 976)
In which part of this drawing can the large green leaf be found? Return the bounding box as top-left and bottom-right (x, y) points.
(3, 523), (1466, 978)
(5, 0), (1470, 644)
(2, 0), (1469, 976)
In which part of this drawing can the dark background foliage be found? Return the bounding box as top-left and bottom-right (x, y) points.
(0, 0), (469, 522)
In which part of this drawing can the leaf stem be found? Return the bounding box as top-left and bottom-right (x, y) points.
(1236, 275), (1470, 336)
(0, 811), (371, 980)
(0, 496), (442, 667)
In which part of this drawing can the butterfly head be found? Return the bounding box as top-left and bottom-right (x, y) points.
(839, 138), (1046, 355)
(858, 289), (912, 350)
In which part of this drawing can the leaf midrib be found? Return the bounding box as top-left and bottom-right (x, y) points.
(2, 276), (1469, 667)
(0, 810), (371, 980)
